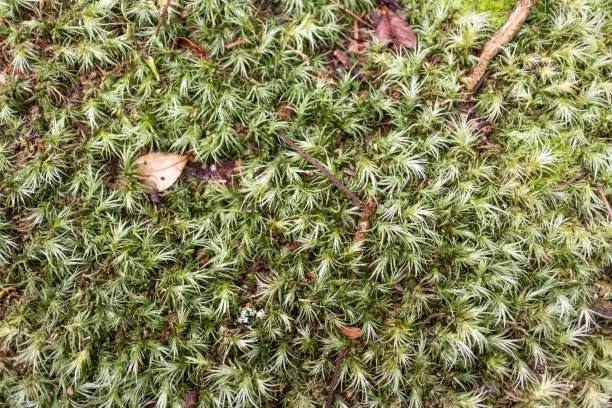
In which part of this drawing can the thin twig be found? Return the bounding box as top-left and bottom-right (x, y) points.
(325, 348), (347, 408)
(225, 39), (246, 49)
(284, 44), (310, 62)
(466, 0), (537, 93)
(353, 195), (377, 245)
(328, 0), (375, 28)
(155, 0), (172, 36)
(596, 184), (612, 219)
(279, 133), (363, 206)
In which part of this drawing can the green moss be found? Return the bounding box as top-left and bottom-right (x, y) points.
(456, 0), (517, 27)
(0, 0), (611, 407)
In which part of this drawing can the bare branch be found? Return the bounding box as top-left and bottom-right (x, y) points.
(466, 0), (537, 93)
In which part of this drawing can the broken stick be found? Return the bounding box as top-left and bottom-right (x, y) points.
(466, 0), (537, 93)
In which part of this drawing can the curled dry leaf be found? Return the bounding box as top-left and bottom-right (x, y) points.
(339, 326), (362, 339)
(137, 152), (189, 192)
(375, 7), (416, 49)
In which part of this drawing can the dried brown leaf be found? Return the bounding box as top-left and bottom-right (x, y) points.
(339, 326), (362, 339)
(137, 152), (189, 192)
(375, 7), (416, 49)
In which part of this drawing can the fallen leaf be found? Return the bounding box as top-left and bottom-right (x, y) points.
(137, 152), (189, 192)
(178, 37), (209, 59)
(0, 72), (7, 85)
(375, 7), (416, 49)
(278, 106), (293, 120)
(185, 391), (198, 408)
(333, 50), (352, 69)
(339, 326), (362, 339)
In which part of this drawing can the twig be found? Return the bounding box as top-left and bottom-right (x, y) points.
(155, 0), (172, 36)
(284, 44), (310, 62)
(596, 184), (612, 219)
(279, 133), (363, 206)
(225, 39), (246, 49)
(466, 0), (537, 93)
(325, 348), (347, 408)
(469, 70), (490, 97)
(328, 0), (375, 28)
(353, 196), (377, 245)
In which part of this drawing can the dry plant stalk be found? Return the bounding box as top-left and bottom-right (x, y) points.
(328, 0), (374, 28)
(279, 133), (362, 206)
(466, 0), (537, 92)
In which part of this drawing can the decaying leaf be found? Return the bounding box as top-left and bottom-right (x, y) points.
(339, 326), (362, 339)
(183, 159), (242, 183)
(185, 391), (198, 408)
(137, 152), (189, 192)
(278, 106), (293, 120)
(375, 7), (416, 49)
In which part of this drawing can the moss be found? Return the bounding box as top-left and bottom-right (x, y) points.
(0, 0), (611, 407)
(456, 0), (517, 27)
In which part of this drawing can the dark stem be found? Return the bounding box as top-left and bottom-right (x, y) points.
(279, 133), (363, 206)
(326, 348), (347, 408)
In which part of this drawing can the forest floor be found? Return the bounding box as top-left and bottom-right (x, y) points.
(0, 0), (611, 407)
